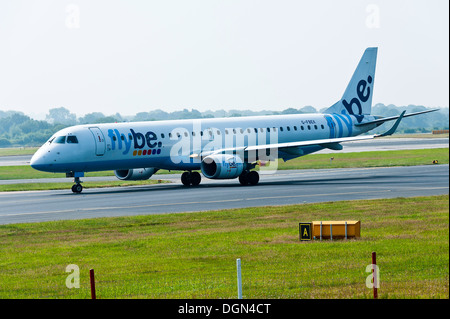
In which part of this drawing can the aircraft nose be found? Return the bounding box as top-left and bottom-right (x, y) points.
(30, 153), (43, 170)
(30, 150), (51, 172)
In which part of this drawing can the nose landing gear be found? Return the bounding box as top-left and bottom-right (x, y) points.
(71, 182), (83, 194)
(67, 172), (84, 194)
(71, 176), (83, 193)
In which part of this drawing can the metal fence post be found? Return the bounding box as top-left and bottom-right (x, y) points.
(236, 258), (242, 299)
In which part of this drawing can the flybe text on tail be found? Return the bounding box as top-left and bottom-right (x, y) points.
(342, 75), (373, 122)
(325, 47), (377, 121)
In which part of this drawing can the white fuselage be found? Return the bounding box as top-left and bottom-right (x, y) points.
(30, 113), (374, 174)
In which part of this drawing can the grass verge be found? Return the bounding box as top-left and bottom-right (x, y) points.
(0, 179), (169, 192)
(0, 195), (448, 299)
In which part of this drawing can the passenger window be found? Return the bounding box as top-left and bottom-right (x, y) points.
(67, 136), (78, 144)
(54, 136), (66, 144)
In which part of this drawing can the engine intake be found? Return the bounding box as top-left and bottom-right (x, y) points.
(201, 154), (244, 179)
(114, 168), (158, 180)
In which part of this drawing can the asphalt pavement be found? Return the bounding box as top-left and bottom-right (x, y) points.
(0, 164), (447, 224)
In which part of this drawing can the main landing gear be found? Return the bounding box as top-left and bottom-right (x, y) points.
(181, 171), (202, 186)
(239, 170), (259, 186)
(180, 170), (260, 186)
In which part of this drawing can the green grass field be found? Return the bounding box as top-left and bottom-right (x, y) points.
(0, 147), (38, 156)
(0, 195), (448, 299)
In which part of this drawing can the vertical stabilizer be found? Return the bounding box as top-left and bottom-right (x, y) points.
(325, 47), (377, 122)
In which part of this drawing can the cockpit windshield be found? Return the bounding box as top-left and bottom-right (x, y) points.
(47, 135), (78, 144)
(67, 136), (79, 144)
(54, 136), (66, 144)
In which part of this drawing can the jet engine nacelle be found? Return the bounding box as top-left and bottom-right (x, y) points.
(114, 168), (158, 180)
(201, 154), (245, 179)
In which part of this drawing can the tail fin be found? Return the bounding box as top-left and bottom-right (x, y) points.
(325, 47), (378, 122)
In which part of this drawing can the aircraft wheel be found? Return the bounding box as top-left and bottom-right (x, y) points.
(238, 172), (249, 186)
(191, 172), (201, 186)
(181, 172), (191, 186)
(72, 183), (83, 193)
(247, 171), (259, 185)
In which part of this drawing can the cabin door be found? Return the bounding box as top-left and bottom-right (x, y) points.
(89, 127), (106, 156)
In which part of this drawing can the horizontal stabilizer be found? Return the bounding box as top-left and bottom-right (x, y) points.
(355, 109), (439, 126)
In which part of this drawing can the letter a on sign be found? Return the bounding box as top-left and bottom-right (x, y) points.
(299, 223), (312, 241)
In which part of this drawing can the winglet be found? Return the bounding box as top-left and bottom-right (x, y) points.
(375, 110), (406, 137)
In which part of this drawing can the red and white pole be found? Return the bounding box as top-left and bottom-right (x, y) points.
(372, 252), (378, 299)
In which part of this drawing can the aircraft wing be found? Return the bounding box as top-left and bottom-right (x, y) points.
(246, 134), (376, 153)
(192, 111), (406, 159)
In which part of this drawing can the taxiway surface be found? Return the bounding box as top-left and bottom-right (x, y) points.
(0, 164), (448, 225)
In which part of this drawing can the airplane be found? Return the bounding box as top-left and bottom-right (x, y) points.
(30, 47), (437, 193)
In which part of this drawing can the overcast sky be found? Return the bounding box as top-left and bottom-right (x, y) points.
(0, 0), (448, 118)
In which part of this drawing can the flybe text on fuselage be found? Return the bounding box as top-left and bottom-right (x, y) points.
(107, 129), (162, 155)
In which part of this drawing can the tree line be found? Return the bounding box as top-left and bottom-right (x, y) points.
(0, 104), (448, 147)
